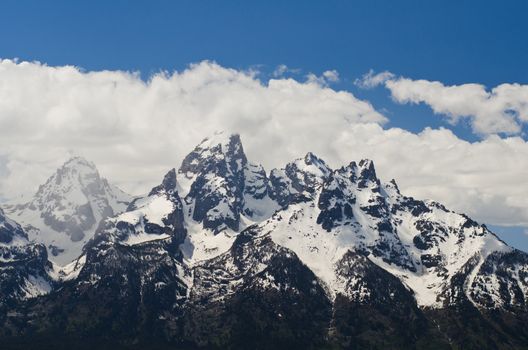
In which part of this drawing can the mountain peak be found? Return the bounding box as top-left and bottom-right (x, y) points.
(387, 178), (401, 194)
(192, 131), (244, 162)
(303, 152), (326, 168)
(4, 157), (132, 265)
(304, 151), (318, 163)
(53, 157), (100, 182)
(178, 132), (249, 234)
(199, 130), (240, 148)
(268, 153), (332, 208)
(33, 156), (101, 199)
(357, 158), (379, 188)
(358, 158), (375, 172)
(149, 168), (178, 196)
(61, 156), (97, 170)
(179, 132), (247, 177)
(34, 156), (103, 202)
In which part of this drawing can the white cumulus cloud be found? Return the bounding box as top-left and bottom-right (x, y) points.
(0, 60), (527, 227)
(359, 70), (528, 135)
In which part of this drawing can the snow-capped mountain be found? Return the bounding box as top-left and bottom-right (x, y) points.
(261, 158), (514, 308)
(1, 132), (528, 349)
(3, 157), (132, 265)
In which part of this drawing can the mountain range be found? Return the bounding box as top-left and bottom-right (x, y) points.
(1, 132), (527, 349)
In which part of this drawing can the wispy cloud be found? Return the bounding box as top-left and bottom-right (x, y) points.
(306, 70), (340, 86)
(272, 64), (300, 78)
(355, 69), (394, 89)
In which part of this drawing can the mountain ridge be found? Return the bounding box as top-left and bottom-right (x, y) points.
(1, 132), (527, 349)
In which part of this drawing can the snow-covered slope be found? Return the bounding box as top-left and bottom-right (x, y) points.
(261, 166), (511, 307)
(4, 157), (132, 265)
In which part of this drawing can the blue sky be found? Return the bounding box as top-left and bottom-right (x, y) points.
(0, 0), (527, 250)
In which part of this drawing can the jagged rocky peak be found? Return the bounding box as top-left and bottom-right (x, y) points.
(303, 152), (331, 173)
(149, 168), (177, 196)
(357, 158), (377, 177)
(34, 156), (111, 202)
(178, 131), (278, 234)
(337, 158), (380, 188)
(179, 132), (247, 233)
(288, 152), (332, 185)
(57, 155), (96, 172)
(315, 158), (384, 231)
(13, 155), (131, 239)
(179, 131), (247, 178)
(316, 170), (356, 232)
(384, 178), (401, 195)
(34, 156), (98, 203)
(269, 151), (332, 208)
(4, 156), (132, 265)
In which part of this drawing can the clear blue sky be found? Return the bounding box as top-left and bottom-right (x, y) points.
(0, 0), (527, 249)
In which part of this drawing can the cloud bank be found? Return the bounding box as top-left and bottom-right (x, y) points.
(0, 59), (527, 227)
(358, 71), (528, 135)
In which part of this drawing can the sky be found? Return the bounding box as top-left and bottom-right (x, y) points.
(0, 1), (527, 250)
